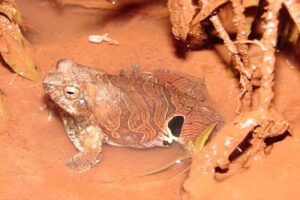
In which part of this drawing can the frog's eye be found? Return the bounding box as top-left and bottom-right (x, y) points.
(64, 85), (80, 99)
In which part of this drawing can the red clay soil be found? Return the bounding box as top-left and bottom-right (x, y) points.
(0, 1), (299, 200)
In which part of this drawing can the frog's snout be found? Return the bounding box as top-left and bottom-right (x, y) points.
(43, 73), (59, 93)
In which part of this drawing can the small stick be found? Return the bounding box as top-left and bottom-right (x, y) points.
(209, 15), (251, 113)
(259, 0), (283, 110)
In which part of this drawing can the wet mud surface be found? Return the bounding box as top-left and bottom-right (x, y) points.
(0, 1), (299, 199)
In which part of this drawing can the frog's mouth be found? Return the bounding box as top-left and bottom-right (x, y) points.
(163, 115), (185, 144)
(43, 80), (61, 102)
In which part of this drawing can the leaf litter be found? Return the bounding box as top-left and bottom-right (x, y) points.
(0, 0), (38, 81)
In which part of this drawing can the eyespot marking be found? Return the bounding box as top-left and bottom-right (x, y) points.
(167, 115), (184, 137)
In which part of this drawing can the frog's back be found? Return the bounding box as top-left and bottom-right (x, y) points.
(93, 70), (222, 147)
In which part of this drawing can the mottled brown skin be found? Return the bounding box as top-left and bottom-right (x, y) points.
(43, 59), (223, 172)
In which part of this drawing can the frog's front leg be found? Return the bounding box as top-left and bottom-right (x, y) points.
(62, 116), (84, 152)
(67, 125), (104, 172)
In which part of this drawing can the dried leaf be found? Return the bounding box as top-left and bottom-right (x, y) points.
(243, 0), (260, 36)
(187, 23), (208, 49)
(195, 123), (217, 150)
(244, 16), (255, 37)
(168, 0), (196, 41)
(242, 0), (260, 8)
(283, 1), (300, 31)
(192, 0), (260, 26)
(138, 154), (192, 177)
(191, 0), (228, 26)
(0, 15), (38, 81)
(0, 0), (23, 24)
(279, 3), (300, 52)
(217, 3), (237, 35)
(288, 23), (299, 46)
(0, 14), (26, 45)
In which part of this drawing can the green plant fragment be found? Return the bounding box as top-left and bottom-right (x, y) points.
(194, 123), (217, 151)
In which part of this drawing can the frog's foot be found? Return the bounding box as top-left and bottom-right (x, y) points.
(67, 148), (102, 172)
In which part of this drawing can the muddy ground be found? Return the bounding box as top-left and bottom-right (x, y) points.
(0, 0), (299, 199)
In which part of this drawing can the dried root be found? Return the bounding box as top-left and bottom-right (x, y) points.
(166, 0), (292, 198)
(182, 108), (288, 199)
(209, 14), (253, 113)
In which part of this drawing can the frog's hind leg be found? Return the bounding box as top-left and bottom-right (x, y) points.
(67, 145), (103, 172)
(67, 125), (104, 172)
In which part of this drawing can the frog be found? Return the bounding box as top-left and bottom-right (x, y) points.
(43, 59), (223, 172)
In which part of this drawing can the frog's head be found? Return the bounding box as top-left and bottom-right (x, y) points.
(43, 59), (103, 116)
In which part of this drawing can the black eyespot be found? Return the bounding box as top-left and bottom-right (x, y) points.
(167, 116), (184, 137)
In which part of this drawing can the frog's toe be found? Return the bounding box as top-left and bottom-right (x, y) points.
(67, 156), (90, 172)
(67, 150), (102, 172)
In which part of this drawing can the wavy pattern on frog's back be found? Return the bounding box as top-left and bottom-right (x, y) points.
(93, 71), (223, 148)
(180, 105), (224, 143)
(151, 70), (223, 140)
(93, 72), (196, 148)
(151, 70), (209, 102)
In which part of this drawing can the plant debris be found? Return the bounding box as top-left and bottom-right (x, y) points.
(88, 33), (119, 45)
(194, 123), (217, 151)
(0, 0), (38, 81)
(138, 154), (192, 177)
(167, 0), (196, 41)
(139, 123), (216, 177)
(166, 0), (297, 199)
